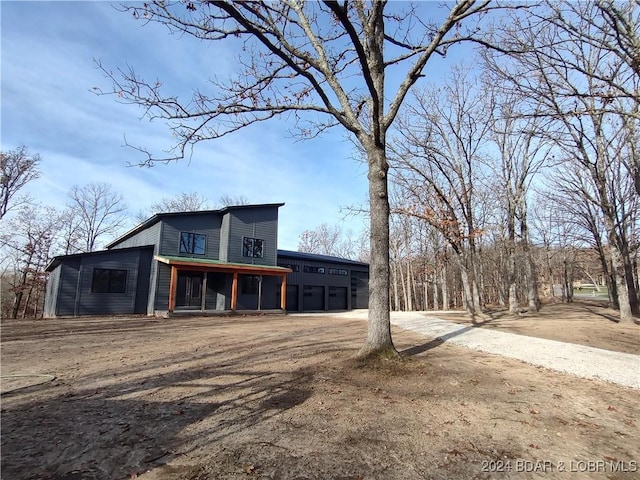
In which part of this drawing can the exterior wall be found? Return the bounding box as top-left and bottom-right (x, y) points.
(225, 207), (279, 266)
(108, 222), (162, 315)
(277, 251), (369, 312)
(45, 248), (152, 317)
(57, 259), (82, 316)
(109, 222), (162, 250)
(155, 262), (172, 311)
(159, 213), (222, 260)
(74, 250), (143, 315)
(43, 265), (62, 317)
(219, 214), (230, 262)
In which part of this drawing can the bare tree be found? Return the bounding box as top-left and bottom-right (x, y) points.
(67, 183), (128, 252)
(484, 0), (639, 322)
(0, 203), (61, 318)
(485, 86), (550, 312)
(390, 67), (490, 317)
(97, 1), (516, 356)
(0, 145), (40, 220)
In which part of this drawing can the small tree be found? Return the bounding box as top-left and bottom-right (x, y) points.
(0, 145), (40, 220)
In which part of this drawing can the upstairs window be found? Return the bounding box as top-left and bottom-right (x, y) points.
(243, 237), (264, 258)
(180, 232), (206, 255)
(91, 268), (127, 293)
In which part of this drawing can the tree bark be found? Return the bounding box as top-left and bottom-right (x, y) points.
(359, 143), (396, 357)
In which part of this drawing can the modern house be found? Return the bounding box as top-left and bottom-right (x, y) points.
(43, 204), (369, 317)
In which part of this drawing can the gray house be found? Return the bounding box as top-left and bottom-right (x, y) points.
(43, 204), (369, 317)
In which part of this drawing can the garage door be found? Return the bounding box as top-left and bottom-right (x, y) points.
(285, 285), (299, 312)
(302, 285), (324, 311)
(328, 286), (347, 310)
(351, 271), (369, 309)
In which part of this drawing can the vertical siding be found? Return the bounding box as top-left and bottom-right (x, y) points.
(159, 213), (222, 259)
(276, 252), (369, 311)
(57, 259), (81, 316)
(226, 207), (279, 265)
(107, 223), (161, 316)
(155, 263), (171, 311)
(219, 214), (230, 262)
(76, 251), (141, 315)
(134, 249), (153, 314)
(43, 266), (61, 318)
(110, 222), (162, 249)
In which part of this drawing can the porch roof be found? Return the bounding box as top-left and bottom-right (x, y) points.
(155, 255), (292, 276)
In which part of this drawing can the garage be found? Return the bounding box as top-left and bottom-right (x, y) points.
(302, 285), (324, 311)
(328, 286), (348, 310)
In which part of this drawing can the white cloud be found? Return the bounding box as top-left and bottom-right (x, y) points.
(2, 1), (370, 250)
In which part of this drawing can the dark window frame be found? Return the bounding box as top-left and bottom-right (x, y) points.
(328, 268), (348, 276)
(91, 268), (127, 293)
(242, 236), (265, 258)
(303, 266), (325, 274)
(278, 263), (299, 272)
(179, 232), (206, 255)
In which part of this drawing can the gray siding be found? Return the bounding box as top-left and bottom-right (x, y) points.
(159, 213), (222, 260)
(219, 214), (230, 262)
(225, 207), (279, 265)
(109, 222), (161, 250)
(75, 251), (141, 315)
(43, 266), (61, 318)
(108, 223), (161, 315)
(58, 259), (81, 316)
(155, 263), (172, 311)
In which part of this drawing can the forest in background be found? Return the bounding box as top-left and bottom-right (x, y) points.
(1, 1), (638, 323)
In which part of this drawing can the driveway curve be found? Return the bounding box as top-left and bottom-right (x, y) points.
(316, 310), (640, 389)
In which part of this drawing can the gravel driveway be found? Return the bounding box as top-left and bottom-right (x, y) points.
(312, 310), (640, 389)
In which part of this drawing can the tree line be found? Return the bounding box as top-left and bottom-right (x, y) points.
(2, 2), (637, 353)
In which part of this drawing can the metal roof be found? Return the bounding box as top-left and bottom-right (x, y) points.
(277, 249), (369, 267)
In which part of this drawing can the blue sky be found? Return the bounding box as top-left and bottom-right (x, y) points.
(1, 1), (375, 250)
(1, 1), (469, 251)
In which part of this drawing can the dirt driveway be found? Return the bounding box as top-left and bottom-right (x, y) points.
(1, 303), (638, 479)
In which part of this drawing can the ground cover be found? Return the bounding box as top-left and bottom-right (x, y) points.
(1, 304), (638, 479)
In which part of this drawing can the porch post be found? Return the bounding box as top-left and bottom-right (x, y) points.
(280, 273), (287, 310)
(231, 272), (238, 311)
(201, 272), (207, 311)
(168, 265), (177, 312)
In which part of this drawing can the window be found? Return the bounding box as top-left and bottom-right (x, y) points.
(278, 263), (299, 272)
(329, 268), (348, 276)
(243, 237), (264, 258)
(303, 266), (325, 274)
(180, 232), (206, 255)
(91, 268), (127, 293)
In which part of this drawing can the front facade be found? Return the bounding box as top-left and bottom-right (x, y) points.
(44, 204), (369, 317)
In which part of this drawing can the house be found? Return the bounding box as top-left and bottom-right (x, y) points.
(43, 204), (369, 317)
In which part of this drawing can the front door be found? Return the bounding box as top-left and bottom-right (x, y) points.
(176, 271), (203, 309)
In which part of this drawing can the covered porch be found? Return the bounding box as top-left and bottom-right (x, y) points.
(155, 255), (292, 313)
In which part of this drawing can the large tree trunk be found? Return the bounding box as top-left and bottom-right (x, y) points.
(359, 143), (396, 357)
(609, 240), (634, 323)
